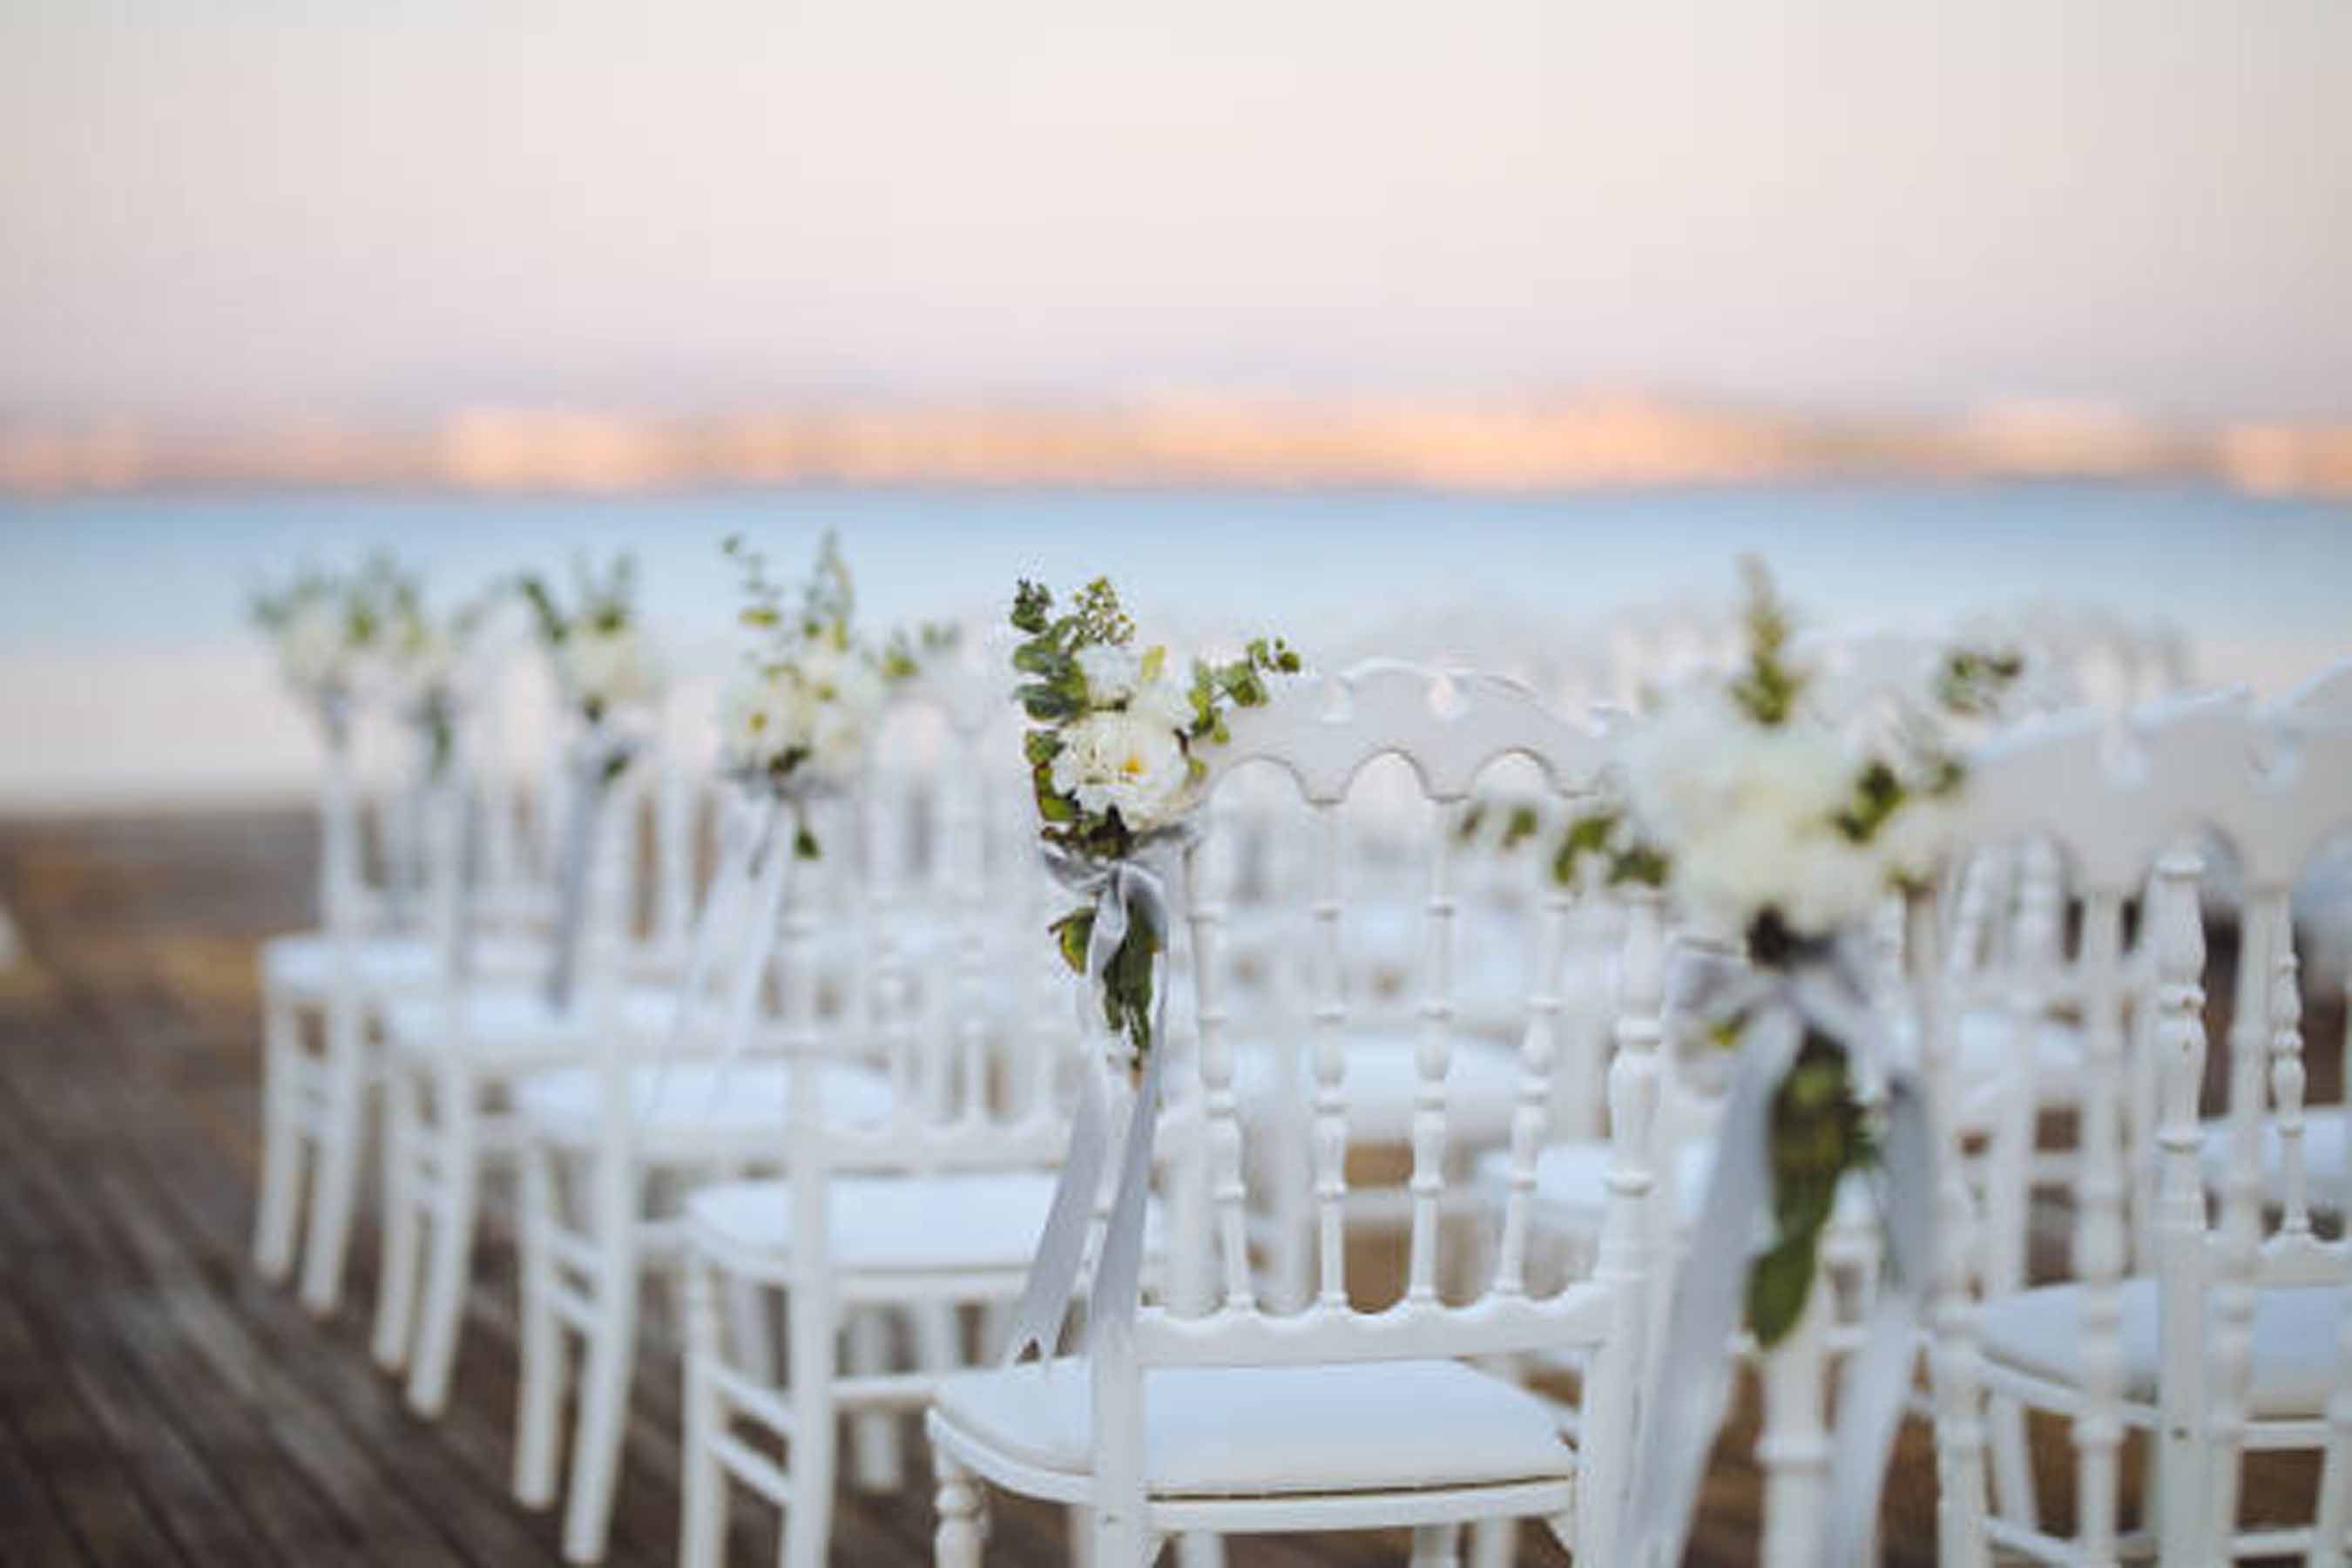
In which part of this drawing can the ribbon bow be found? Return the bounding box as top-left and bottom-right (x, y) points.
(1002, 829), (1191, 1368)
(1626, 933), (1935, 1568)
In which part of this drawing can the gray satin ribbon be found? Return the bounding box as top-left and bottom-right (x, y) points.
(1002, 832), (1186, 1366)
(544, 726), (638, 1010)
(315, 689), (355, 929)
(1625, 938), (1934, 1568)
(388, 692), (458, 932)
(700, 791), (801, 1113)
(636, 790), (777, 1119)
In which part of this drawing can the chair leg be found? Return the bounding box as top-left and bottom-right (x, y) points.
(846, 1307), (902, 1490)
(725, 1274), (775, 1387)
(1067, 1509), (1096, 1568)
(1988, 1393), (2036, 1529)
(782, 1286), (838, 1568)
(296, 997), (369, 1315)
(370, 1061), (425, 1370)
(560, 1187), (645, 1564)
(405, 1070), (484, 1416)
(1466, 1518), (1513, 1568)
(933, 1446), (985, 1568)
(679, 1251), (728, 1568)
(253, 992), (307, 1281)
(1089, 1511), (1156, 1568)
(513, 1141), (566, 1509)
(1408, 1524), (1461, 1568)
(1171, 1532), (1223, 1568)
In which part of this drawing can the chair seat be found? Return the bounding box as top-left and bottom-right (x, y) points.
(514, 1060), (895, 1148)
(932, 1356), (1571, 1498)
(260, 930), (544, 996)
(1977, 1279), (2345, 1419)
(1235, 1031), (1524, 1146)
(2199, 1109), (2351, 1212)
(382, 982), (686, 1064)
(1474, 1138), (1717, 1228)
(685, 1168), (1115, 1274)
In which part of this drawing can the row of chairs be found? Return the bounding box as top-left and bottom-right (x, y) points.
(251, 606), (2352, 1567)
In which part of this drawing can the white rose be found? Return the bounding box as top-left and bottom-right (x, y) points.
(1876, 795), (1956, 885)
(1076, 644), (1141, 704)
(1128, 672), (1195, 734)
(1625, 701), (1856, 850)
(561, 625), (658, 713)
(808, 701), (870, 776)
(1778, 835), (1889, 933)
(720, 666), (799, 773)
(802, 642), (886, 719)
(1051, 709), (1193, 830)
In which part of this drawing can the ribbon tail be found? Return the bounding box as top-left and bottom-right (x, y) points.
(1002, 1049), (1113, 1365)
(1823, 1071), (1935, 1568)
(701, 815), (798, 1115)
(1624, 1010), (1801, 1568)
(644, 795), (769, 1119)
(544, 749), (608, 1010)
(1087, 1024), (1167, 1361)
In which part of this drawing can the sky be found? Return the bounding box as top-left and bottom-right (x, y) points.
(3, 0), (2348, 422)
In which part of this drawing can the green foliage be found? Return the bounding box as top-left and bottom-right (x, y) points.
(1049, 902), (1159, 1054)
(1051, 908), (1093, 974)
(1185, 636), (1301, 745)
(1097, 903), (1163, 1057)
(1747, 1031), (1872, 1347)
(516, 551), (637, 646)
(517, 575), (566, 645)
(1833, 759), (1906, 845)
(882, 622), (961, 683)
(725, 531), (861, 649)
(251, 557), (400, 651)
(1937, 645), (2026, 717)
(1727, 554), (1804, 727)
(1548, 804), (1669, 891)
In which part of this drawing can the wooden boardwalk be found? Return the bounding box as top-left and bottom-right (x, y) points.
(0, 806), (2195, 1567)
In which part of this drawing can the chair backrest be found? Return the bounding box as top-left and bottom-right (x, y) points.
(1088, 661), (1652, 1558)
(817, 668), (1070, 1165)
(754, 672), (1078, 1286)
(1935, 693), (2352, 1564)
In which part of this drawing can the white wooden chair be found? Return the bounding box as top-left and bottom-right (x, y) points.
(1926, 695), (2352, 1565)
(2197, 659), (2352, 1216)
(925, 661), (1652, 1567)
(252, 687), (543, 1316)
(670, 680), (1089, 1568)
(371, 713), (707, 1418)
(510, 676), (1052, 1565)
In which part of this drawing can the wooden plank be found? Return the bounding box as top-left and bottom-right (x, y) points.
(0, 1296), (94, 1568)
(0, 1283), (186, 1568)
(0, 1042), (526, 1568)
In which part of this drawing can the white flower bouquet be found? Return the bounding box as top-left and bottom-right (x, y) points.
(517, 554), (663, 1004)
(1010, 578), (1300, 1060)
(1606, 562), (2025, 1567)
(374, 564), (496, 779)
(517, 554), (661, 731)
(717, 531), (948, 858)
(1561, 558), (2021, 1341)
(250, 564), (389, 733)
